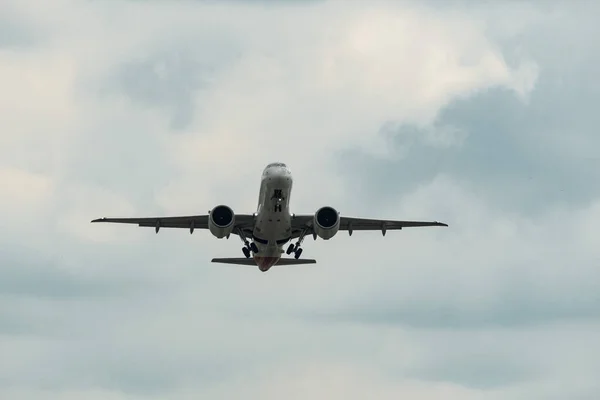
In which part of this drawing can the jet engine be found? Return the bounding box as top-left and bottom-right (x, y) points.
(208, 205), (235, 238)
(313, 206), (340, 240)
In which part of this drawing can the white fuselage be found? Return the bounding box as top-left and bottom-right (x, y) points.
(252, 163), (294, 271)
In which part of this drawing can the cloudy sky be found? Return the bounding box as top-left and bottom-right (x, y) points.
(1, 0), (599, 398)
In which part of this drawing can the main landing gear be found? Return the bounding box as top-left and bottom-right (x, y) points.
(242, 247), (251, 258)
(286, 228), (308, 259)
(237, 228), (259, 258)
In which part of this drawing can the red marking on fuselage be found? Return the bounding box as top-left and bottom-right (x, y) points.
(254, 256), (280, 271)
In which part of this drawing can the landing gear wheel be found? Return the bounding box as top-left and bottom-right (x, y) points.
(286, 243), (295, 255)
(294, 248), (303, 259)
(242, 247), (251, 258)
(250, 242), (259, 253)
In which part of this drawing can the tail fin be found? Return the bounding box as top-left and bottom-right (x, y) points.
(211, 258), (317, 266)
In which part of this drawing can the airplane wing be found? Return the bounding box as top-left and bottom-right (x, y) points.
(338, 216), (448, 231)
(290, 215), (447, 237)
(91, 214), (256, 234)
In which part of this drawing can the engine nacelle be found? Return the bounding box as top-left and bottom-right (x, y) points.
(208, 205), (235, 239)
(313, 206), (340, 240)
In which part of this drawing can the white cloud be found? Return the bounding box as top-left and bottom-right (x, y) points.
(0, 167), (53, 205)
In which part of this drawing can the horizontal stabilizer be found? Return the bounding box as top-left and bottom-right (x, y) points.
(211, 258), (317, 266)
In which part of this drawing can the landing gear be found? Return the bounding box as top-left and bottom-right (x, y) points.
(241, 243), (258, 258)
(237, 228), (259, 258)
(287, 228), (308, 259)
(242, 246), (251, 258)
(286, 243), (295, 255)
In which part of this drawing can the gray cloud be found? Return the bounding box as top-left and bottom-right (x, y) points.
(0, 11), (37, 48)
(0, 245), (127, 299)
(104, 44), (238, 130)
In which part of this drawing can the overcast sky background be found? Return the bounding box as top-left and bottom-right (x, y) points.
(1, 0), (599, 398)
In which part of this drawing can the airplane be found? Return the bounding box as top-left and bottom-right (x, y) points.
(91, 162), (448, 272)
